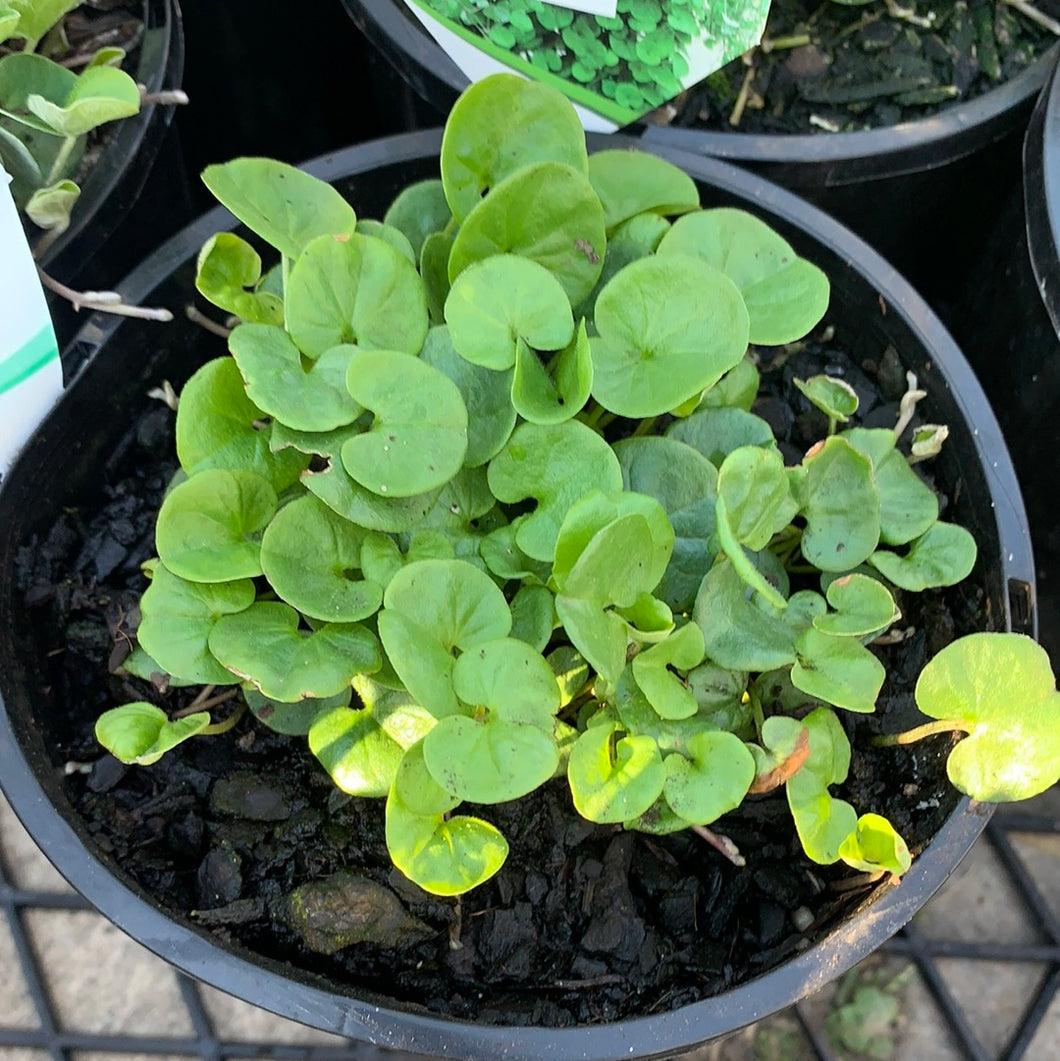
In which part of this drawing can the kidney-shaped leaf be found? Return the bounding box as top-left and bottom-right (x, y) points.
(632, 622), (706, 721)
(663, 730), (756, 825)
(792, 628), (885, 713)
(137, 564), (255, 685)
(383, 178), (452, 258)
(208, 601), (381, 701)
(838, 813), (911, 875)
(440, 72), (588, 223)
(591, 254), (749, 418)
(341, 348), (467, 498)
(914, 633), (1060, 801)
(26, 63), (139, 137)
(259, 494), (382, 622)
(286, 232), (428, 358)
(445, 254), (574, 370)
(195, 234), (284, 325)
(487, 420), (622, 562)
(868, 522), (977, 591)
(95, 703), (210, 767)
(449, 161), (605, 307)
(814, 573), (899, 637)
(587, 149), (699, 232)
(793, 436), (881, 573)
(201, 157), (357, 260)
(567, 721), (665, 824)
(657, 208), (830, 346)
(512, 322), (593, 425)
(155, 468), (277, 583)
(229, 323), (363, 432)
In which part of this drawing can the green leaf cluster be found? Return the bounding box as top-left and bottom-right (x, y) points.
(416, 0), (770, 116)
(96, 74), (1056, 899)
(0, 1), (143, 235)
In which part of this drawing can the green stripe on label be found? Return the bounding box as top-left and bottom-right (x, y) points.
(0, 324), (59, 397)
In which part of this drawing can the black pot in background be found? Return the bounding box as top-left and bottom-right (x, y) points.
(340, 0), (1058, 302)
(40, 0), (192, 346)
(176, 0), (391, 213)
(0, 130), (1035, 1059)
(947, 63), (1060, 662)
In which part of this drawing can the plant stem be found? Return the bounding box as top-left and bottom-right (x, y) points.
(729, 61), (756, 128)
(873, 719), (968, 747)
(36, 269), (173, 321)
(630, 416), (658, 438)
(690, 824), (745, 867)
(46, 135), (79, 186)
(893, 371), (926, 439)
(760, 34), (811, 52)
(185, 304), (233, 338)
(1002, 0), (1060, 34)
(139, 86), (190, 106)
(200, 700), (247, 736)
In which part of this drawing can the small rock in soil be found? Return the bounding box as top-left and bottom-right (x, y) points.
(286, 872), (431, 955)
(197, 843), (243, 908)
(579, 834), (646, 963)
(210, 774), (291, 822)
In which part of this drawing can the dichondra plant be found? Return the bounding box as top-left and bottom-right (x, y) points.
(96, 73), (1060, 897)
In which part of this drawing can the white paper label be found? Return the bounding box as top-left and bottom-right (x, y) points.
(544, 0), (618, 17)
(0, 168), (62, 475)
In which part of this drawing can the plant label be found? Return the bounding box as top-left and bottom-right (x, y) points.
(0, 165), (61, 476)
(401, 0), (772, 130)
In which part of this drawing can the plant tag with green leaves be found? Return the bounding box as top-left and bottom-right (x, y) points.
(404, 9), (772, 131)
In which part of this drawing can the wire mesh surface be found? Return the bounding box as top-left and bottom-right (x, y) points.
(1, 789), (1057, 1061)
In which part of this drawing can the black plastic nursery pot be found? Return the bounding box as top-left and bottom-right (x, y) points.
(37, 0), (191, 345)
(340, 0), (1058, 299)
(0, 131), (1039, 1060)
(946, 62), (1060, 664)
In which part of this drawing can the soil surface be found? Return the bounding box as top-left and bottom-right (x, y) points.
(651, 0), (1059, 134)
(14, 330), (988, 1027)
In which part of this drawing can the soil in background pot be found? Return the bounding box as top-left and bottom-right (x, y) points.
(13, 322), (982, 1027)
(657, 0), (1058, 134)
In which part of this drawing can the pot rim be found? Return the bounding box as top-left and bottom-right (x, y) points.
(1, 129), (1035, 1061)
(37, 0), (184, 270)
(341, 0), (1059, 181)
(1025, 50), (1060, 337)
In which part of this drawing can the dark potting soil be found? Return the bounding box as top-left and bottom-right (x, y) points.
(652, 0), (1058, 134)
(15, 330), (985, 1027)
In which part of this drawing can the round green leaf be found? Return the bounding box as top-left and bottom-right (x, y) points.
(208, 601), (381, 701)
(137, 564), (255, 685)
(440, 72), (588, 223)
(201, 157), (357, 260)
(792, 628), (886, 713)
(554, 594), (628, 688)
(448, 161), (605, 307)
(663, 731), (756, 825)
(378, 559), (511, 718)
(355, 218), (416, 263)
(614, 436), (718, 612)
(590, 254), (749, 418)
(419, 325), (516, 467)
(95, 703), (210, 767)
(309, 696), (434, 798)
(286, 232), (428, 358)
(794, 375), (859, 423)
(793, 436), (881, 573)
(155, 468), (277, 583)
(342, 349), (468, 498)
(814, 573), (899, 637)
(444, 254), (574, 371)
(567, 721), (665, 824)
(487, 421), (622, 562)
(27, 63), (139, 137)
(243, 687), (350, 736)
(915, 633), (1060, 801)
(657, 208), (830, 346)
(587, 149), (699, 231)
(259, 495), (382, 622)
(868, 522), (977, 591)
(228, 324), (363, 432)
(383, 178), (452, 258)
(666, 405), (775, 466)
(175, 357), (308, 490)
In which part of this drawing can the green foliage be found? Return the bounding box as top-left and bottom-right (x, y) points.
(96, 73), (1054, 900)
(0, 2), (144, 236)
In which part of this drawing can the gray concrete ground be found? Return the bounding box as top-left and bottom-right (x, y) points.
(1, 788), (1057, 1061)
